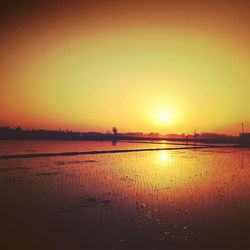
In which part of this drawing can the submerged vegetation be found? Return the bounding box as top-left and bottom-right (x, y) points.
(0, 141), (249, 250)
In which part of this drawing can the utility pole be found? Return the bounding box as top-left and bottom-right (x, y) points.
(242, 122), (244, 145)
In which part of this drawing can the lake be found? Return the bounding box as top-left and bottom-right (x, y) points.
(0, 140), (249, 250)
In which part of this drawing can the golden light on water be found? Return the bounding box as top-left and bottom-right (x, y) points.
(0, 2), (249, 247)
(158, 151), (170, 165)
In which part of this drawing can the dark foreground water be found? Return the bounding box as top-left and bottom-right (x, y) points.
(0, 141), (249, 250)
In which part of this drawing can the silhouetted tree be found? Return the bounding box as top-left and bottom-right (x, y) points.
(15, 126), (22, 131)
(112, 127), (118, 135)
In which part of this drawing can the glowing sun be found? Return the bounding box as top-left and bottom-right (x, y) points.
(158, 111), (172, 123)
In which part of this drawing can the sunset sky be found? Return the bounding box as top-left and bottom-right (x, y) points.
(0, 0), (249, 135)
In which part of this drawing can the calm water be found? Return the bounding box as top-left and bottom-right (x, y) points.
(0, 140), (193, 156)
(0, 141), (249, 250)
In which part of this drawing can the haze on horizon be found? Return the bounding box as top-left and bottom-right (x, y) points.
(0, 0), (249, 135)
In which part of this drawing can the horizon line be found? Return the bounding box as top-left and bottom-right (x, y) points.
(0, 124), (248, 137)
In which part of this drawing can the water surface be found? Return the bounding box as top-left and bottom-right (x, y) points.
(0, 141), (249, 250)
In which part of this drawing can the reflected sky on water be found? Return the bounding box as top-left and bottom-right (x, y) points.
(0, 142), (249, 250)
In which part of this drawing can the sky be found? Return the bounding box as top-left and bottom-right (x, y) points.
(0, 0), (249, 135)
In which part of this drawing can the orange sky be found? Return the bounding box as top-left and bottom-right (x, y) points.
(0, 0), (249, 135)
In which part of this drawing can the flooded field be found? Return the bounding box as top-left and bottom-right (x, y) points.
(0, 140), (195, 156)
(0, 141), (249, 250)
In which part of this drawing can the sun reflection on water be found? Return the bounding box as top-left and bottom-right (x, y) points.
(159, 151), (168, 162)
